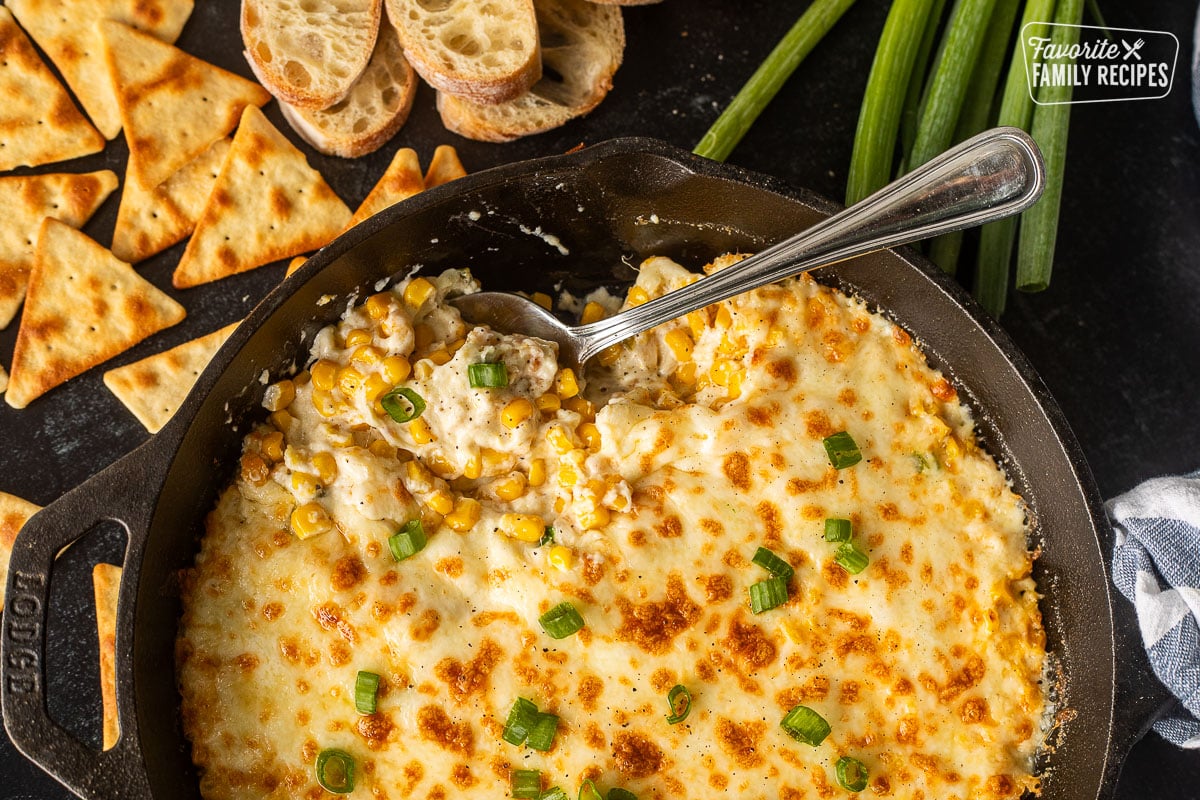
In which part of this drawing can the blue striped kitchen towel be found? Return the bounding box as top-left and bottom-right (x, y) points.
(1108, 470), (1200, 748)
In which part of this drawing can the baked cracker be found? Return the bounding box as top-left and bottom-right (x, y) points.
(0, 491), (42, 611)
(112, 138), (232, 264)
(423, 144), (468, 189)
(103, 321), (239, 433)
(349, 147), (425, 228)
(101, 20), (270, 190)
(7, 0), (194, 139)
(93, 562), (123, 750)
(0, 7), (105, 170)
(5, 219), (186, 409)
(173, 106), (351, 289)
(285, 257), (308, 278)
(0, 364), (7, 394)
(0, 170), (120, 330)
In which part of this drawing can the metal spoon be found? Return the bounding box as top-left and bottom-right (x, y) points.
(451, 127), (1045, 368)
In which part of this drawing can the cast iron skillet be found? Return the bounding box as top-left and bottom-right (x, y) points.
(1, 138), (1172, 799)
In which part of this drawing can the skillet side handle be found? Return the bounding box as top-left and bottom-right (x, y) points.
(2, 447), (157, 800)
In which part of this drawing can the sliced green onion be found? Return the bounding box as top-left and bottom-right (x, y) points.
(751, 546), (794, 580)
(468, 361), (509, 388)
(607, 790), (638, 800)
(526, 712), (560, 752)
(388, 519), (427, 562)
(693, 0), (858, 162)
(749, 576), (789, 614)
(538, 526), (556, 547)
(781, 704), (831, 746)
(578, 779), (604, 800)
(315, 748), (356, 794)
(502, 697), (540, 746)
(381, 386), (426, 423)
(354, 670), (380, 714)
(541, 788), (569, 800)
(823, 431), (862, 469)
(846, 0), (938, 204)
(539, 601), (585, 639)
(512, 769), (542, 799)
(824, 518), (853, 543)
(835, 541), (870, 575)
(665, 684), (692, 724)
(836, 756), (870, 792)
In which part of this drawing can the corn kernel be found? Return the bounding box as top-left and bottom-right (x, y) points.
(715, 305), (733, 329)
(481, 448), (509, 473)
(261, 431), (285, 463)
(337, 366), (365, 397)
(364, 374), (390, 405)
(311, 359), (338, 391)
(687, 310), (709, 340)
(404, 277), (436, 309)
(351, 345), (384, 368)
(499, 513), (545, 543)
(718, 333), (743, 356)
(530, 292), (553, 310)
(319, 423), (353, 448)
(562, 395), (595, 420)
(493, 473), (527, 501)
(674, 362), (697, 385)
(447, 338), (467, 354)
(528, 458), (547, 487)
(410, 417), (436, 445)
(345, 328), (373, 348)
(263, 379), (296, 412)
(291, 502), (332, 539)
(291, 472), (320, 496)
(406, 460), (432, 485)
(555, 368), (580, 399)
(445, 498), (482, 532)
(535, 393), (561, 414)
(553, 497), (565, 513)
(368, 440), (397, 459)
(311, 389), (338, 418)
(462, 453), (482, 480)
(578, 504), (611, 531)
(597, 345), (621, 367)
(428, 348), (452, 366)
(240, 453), (269, 486)
(709, 359), (739, 387)
(664, 328), (694, 361)
(293, 371), (311, 387)
(626, 286), (650, 307)
(427, 453), (455, 478)
(312, 452), (339, 484)
(413, 360), (435, 381)
(577, 422), (602, 453)
(366, 293), (396, 320)
(581, 301), (606, 325)
(548, 545), (573, 572)
(726, 368), (744, 399)
(268, 409), (295, 434)
(557, 464), (579, 487)
(546, 425), (574, 454)
(413, 323), (435, 352)
(383, 355), (412, 384)
(426, 489), (455, 515)
(939, 436), (962, 473)
(501, 397), (534, 429)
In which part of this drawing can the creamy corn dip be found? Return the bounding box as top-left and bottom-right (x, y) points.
(178, 256), (1046, 800)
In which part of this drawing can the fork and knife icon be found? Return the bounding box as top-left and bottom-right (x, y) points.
(1121, 37), (1145, 61)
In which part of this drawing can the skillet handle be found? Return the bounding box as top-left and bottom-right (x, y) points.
(2, 446), (158, 800)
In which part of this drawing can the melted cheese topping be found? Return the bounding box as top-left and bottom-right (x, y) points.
(178, 258), (1046, 800)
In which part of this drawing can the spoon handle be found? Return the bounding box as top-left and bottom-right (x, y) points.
(575, 126), (1045, 362)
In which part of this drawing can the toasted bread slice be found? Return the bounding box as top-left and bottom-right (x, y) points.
(7, 0), (193, 139)
(0, 7), (105, 168)
(387, 0), (541, 105)
(437, 0), (623, 142)
(279, 20), (416, 157)
(242, 0), (382, 110)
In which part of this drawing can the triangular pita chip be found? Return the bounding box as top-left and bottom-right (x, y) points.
(103, 320), (238, 432)
(112, 138), (231, 264)
(0, 7), (105, 170)
(0, 491), (42, 610)
(93, 562), (122, 750)
(348, 147), (425, 228)
(285, 256), (308, 278)
(8, 0), (194, 139)
(6, 219), (186, 409)
(0, 170), (120, 329)
(424, 145), (468, 189)
(174, 106), (351, 289)
(0, 364), (7, 394)
(102, 20), (270, 190)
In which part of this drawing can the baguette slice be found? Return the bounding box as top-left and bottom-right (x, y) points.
(242, 0), (382, 110)
(278, 21), (416, 158)
(387, 0), (541, 105)
(437, 0), (622, 142)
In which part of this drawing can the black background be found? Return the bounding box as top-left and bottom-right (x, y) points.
(1, 0), (1198, 797)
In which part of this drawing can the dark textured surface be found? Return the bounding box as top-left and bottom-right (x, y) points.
(0, 0), (1197, 797)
